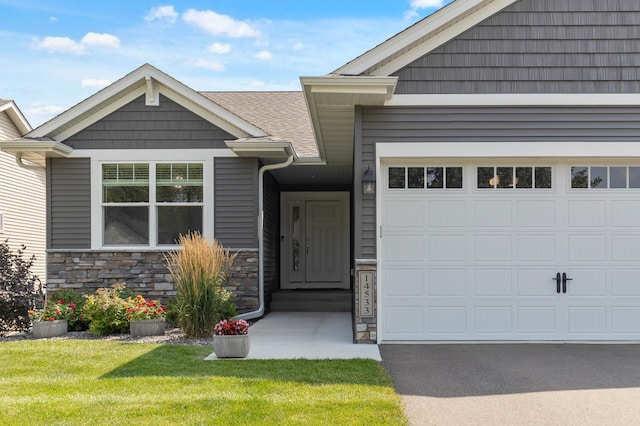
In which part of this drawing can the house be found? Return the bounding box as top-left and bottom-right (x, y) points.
(3, 0), (640, 343)
(0, 100), (46, 289)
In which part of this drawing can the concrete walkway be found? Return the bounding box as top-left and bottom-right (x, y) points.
(381, 344), (640, 425)
(205, 312), (381, 360)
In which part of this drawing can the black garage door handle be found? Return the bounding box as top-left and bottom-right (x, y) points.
(553, 272), (561, 294)
(562, 272), (573, 294)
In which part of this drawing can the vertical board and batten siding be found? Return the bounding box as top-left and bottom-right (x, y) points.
(262, 171), (280, 305)
(48, 158), (91, 249)
(356, 106), (640, 257)
(393, 0), (640, 94)
(214, 157), (259, 249)
(65, 94), (234, 149)
(0, 112), (47, 283)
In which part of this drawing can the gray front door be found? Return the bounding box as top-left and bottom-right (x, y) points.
(281, 192), (349, 289)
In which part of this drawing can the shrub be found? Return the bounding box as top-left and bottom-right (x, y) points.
(165, 233), (238, 338)
(0, 241), (42, 336)
(81, 284), (130, 335)
(47, 289), (89, 331)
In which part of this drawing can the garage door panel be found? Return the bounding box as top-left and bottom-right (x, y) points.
(568, 200), (607, 227)
(517, 234), (556, 262)
(517, 307), (557, 334)
(612, 201), (640, 227)
(566, 269), (606, 296)
(384, 235), (424, 262)
(475, 307), (512, 333)
(474, 200), (512, 227)
(475, 235), (512, 262)
(385, 306), (424, 334)
(611, 270), (640, 296)
(568, 307), (607, 334)
(428, 235), (467, 261)
(568, 235), (607, 261)
(517, 269), (558, 296)
(474, 269), (512, 296)
(428, 200), (466, 227)
(383, 200), (424, 228)
(517, 200), (556, 227)
(427, 269), (467, 296)
(428, 307), (466, 334)
(611, 235), (640, 261)
(612, 307), (640, 333)
(383, 269), (424, 296)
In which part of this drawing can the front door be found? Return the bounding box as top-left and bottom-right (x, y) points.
(281, 192), (349, 289)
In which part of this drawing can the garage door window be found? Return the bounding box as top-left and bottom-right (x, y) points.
(477, 166), (552, 189)
(571, 166), (640, 189)
(388, 167), (463, 189)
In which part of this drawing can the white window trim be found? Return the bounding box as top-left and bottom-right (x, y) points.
(90, 150), (221, 250)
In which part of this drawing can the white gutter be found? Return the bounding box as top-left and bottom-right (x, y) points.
(16, 155), (45, 171)
(236, 154), (295, 320)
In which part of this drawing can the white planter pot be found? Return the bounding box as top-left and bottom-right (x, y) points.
(32, 320), (68, 339)
(130, 319), (165, 337)
(213, 334), (250, 358)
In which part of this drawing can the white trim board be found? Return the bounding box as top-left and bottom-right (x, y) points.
(386, 94), (640, 107)
(376, 142), (640, 159)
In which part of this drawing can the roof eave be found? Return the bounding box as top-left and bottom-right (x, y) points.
(0, 101), (32, 136)
(225, 139), (298, 161)
(0, 139), (73, 167)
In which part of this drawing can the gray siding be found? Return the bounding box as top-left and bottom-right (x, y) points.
(262, 171), (280, 307)
(393, 0), (640, 94)
(66, 94), (234, 149)
(48, 158), (91, 249)
(356, 105), (640, 257)
(214, 157), (258, 248)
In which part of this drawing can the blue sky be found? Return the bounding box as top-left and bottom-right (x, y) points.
(0, 0), (452, 127)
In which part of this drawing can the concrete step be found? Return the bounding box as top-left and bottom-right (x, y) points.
(270, 290), (352, 312)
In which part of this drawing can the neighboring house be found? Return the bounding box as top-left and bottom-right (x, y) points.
(3, 0), (640, 343)
(0, 100), (46, 290)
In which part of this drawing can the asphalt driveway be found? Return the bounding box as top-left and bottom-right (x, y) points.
(380, 344), (640, 425)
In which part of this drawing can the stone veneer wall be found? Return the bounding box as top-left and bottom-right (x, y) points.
(354, 260), (377, 343)
(47, 249), (259, 313)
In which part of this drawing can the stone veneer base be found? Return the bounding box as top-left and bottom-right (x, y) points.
(47, 249), (259, 313)
(354, 260), (377, 344)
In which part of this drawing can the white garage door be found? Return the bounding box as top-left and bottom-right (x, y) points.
(380, 162), (640, 341)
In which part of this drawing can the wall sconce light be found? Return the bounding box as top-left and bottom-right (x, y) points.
(362, 166), (376, 195)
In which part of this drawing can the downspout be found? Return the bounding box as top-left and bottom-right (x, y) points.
(236, 154), (294, 320)
(16, 155), (45, 171)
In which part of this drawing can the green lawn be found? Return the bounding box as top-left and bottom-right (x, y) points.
(0, 340), (407, 425)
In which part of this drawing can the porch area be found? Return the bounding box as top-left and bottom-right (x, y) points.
(205, 312), (381, 360)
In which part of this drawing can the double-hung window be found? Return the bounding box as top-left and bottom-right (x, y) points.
(102, 162), (204, 246)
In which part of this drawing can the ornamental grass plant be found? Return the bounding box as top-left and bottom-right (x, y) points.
(165, 233), (238, 338)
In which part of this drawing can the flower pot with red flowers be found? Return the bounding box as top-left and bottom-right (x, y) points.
(126, 295), (167, 337)
(28, 299), (76, 338)
(213, 318), (250, 358)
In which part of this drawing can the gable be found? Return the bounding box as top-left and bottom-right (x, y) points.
(66, 94), (234, 150)
(392, 0), (640, 94)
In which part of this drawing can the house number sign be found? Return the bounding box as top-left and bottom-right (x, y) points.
(358, 271), (374, 318)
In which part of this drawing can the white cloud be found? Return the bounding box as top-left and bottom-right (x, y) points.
(49, 16), (58, 23)
(249, 80), (266, 88)
(34, 36), (85, 54)
(81, 78), (112, 88)
(25, 103), (66, 124)
(33, 32), (120, 54)
(291, 41), (304, 51)
(254, 50), (272, 60)
(410, 0), (446, 8)
(208, 42), (231, 54)
(191, 59), (226, 72)
(145, 5), (178, 23)
(182, 9), (261, 38)
(81, 32), (121, 49)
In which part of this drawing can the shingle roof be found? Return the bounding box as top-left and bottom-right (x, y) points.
(200, 91), (318, 158)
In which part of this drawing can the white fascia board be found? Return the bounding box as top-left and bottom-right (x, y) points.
(29, 64), (267, 141)
(0, 140), (73, 156)
(335, 0), (518, 77)
(386, 93), (640, 107)
(0, 101), (32, 135)
(70, 148), (236, 160)
(225, 140), (298, 159)
(301, 76), (398, 100)
(376, 142), (640, 159)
